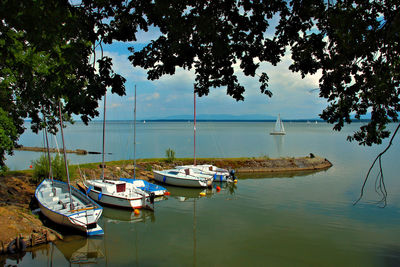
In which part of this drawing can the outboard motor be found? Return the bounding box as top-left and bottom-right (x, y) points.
(149, 192), (155, 204)
(229, 169), (236, 182)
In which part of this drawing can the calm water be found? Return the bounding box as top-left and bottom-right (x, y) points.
(3, 121), (400, 266)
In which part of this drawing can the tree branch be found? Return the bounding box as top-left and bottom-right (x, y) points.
(353, 122), (400, 207)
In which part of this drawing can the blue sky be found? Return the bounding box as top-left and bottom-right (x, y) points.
(95, 26), (326, 121)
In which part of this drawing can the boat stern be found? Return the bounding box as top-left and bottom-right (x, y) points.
(86, 224), (104, 236)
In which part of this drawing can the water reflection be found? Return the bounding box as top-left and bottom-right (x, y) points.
(102, 206), (156, 224)
(164, 182), (237, 201)
(237, 169), (329, 179)
(55, 236), (104, 265)
(272, 135), (284, 156)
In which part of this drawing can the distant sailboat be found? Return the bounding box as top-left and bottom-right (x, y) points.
(270, 114), (286, 135)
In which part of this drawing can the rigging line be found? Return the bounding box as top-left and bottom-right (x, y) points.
(353, 122), (400, 207)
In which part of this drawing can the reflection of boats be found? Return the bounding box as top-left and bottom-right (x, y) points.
(270, 114), (286, 135)
(55, 236), (105, 265)
(36, 103), (103, 236)
(102, 206), (155, 223)
(153, 168), (213, 188)
(165, 182), (237, 200)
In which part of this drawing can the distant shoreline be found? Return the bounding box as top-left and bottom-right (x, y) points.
(23, 119), (372, 123)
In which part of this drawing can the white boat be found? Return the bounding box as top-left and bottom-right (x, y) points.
(119, 85), (167, 198)
(170, 88), (236, 184)
(270, 114), (286, 135)
(153, 168), (213, 188)
(35, 103), (103, 236)
(83, 86), (154, 211)
(175, 164), (235, 182)
(82, 179), (155, 210)
(36, 179), (104, 236)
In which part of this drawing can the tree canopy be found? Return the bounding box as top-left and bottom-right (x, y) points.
(0, 0), (399, 168)
(0, 0), (126, 166)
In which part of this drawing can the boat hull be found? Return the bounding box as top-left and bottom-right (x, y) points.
(153, 170), (212, 188)
(119, 178), (167, 197)
(82, 181), (154, 210)
(175, 165), (233, 182)
(270, 132), (286, 135)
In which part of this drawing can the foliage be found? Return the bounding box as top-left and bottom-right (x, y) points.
(107, 0), (398, 146)
(0, 0), (126, 168)
(32, 154), (69, 183)
(0, 108), (18, 167)
(145, 164), (153, 171)
(0, 165), (9, 176)
(165, 148), (176, 163)
(1, 0), (399, 174)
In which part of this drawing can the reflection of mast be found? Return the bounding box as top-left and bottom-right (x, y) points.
(133, 85), (137, 179)
(272, 135), (284, 156)
(193, 198), (196, 267)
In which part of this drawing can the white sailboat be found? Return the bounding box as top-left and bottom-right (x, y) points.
(153, 168), (213, 188)
(176, 88), (236, 182)
(120, 85), (167, 197)
(153, 87), (214, 188)
(35, 102), (104, 236)
(270, 114), (286, 135)
(83, 88), (155, 210)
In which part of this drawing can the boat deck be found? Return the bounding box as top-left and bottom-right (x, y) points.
(38, 181), (95, 215)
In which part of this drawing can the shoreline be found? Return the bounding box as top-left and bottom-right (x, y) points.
(0, 154), (332, 254)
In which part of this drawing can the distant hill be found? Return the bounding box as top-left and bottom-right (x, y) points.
(154, 114), (277, 121)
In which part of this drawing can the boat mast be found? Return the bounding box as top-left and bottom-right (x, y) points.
(133, 85), (137, 179)
(58, 101), (74, 210)
(101, 90), (106, 181)
(42, 110), (53, 184)
(194, 86), (196, 166)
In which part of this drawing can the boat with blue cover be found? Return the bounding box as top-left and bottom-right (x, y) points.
(119, 178), (167, 197)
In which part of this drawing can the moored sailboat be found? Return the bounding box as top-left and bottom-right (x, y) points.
(83, 87), (155, 210)
(153, 168), (213, 188)
(174, 87), (236, 183)
(119, 85), (167, 197)
(152, 88), (214, 187)
(35, 102), (104, 236)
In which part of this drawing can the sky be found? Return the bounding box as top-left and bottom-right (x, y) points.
(94, 25), (327, 121)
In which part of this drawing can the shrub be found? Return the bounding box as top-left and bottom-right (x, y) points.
(0, 165), (9, 176)
(145, 164), (152, 171)
(165, 148), (175, 163)
(32, 154), (69, 183)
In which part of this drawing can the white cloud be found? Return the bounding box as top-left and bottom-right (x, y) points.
(144, 92), (160, 101)
(98, 40), (327, 120)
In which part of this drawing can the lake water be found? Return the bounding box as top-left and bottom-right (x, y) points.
(3, 121), (400, 266)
